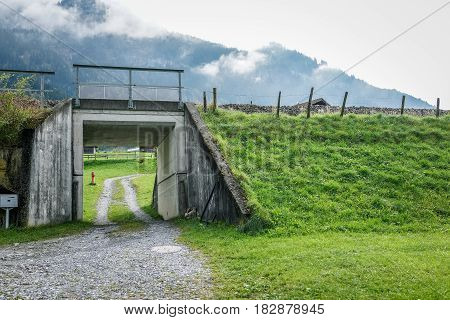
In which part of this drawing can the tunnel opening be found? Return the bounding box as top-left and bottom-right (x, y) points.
(72, 107), (187, 223)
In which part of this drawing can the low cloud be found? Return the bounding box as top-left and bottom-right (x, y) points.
(195, 51), (267, 77)
(0, 0), (165, 38)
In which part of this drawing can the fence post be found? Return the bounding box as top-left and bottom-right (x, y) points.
(340, 91), (348, 117)
(307, 87), (314, 118)
(203, 91), (207, 112)
(276, 91), (281, 117)
(436, 98), (440, 118)
(400, 95), (406, 115)
(212, 87), (217, 112)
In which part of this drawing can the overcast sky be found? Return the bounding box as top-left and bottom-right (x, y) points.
(1, 0), (448, 107)
(121, 0), (449, 108)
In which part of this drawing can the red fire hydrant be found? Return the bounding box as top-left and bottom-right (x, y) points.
(90, 171), (96, 185)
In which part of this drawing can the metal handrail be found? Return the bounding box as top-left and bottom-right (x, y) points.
(0, 69), (55, 107)
(73, 64), (184, 109)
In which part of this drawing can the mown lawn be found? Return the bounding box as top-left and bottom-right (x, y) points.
(178, 221), (449, 299)
(175, 110), (450, 299)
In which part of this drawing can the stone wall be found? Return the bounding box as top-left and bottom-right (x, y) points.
(184, 103), (249, 223)
(220, 104), (448, 117)
(0, 139), (32, 227)
(27, 100), (73, 226)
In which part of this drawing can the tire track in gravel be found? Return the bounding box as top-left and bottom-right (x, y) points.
(95, 174), (141, 225)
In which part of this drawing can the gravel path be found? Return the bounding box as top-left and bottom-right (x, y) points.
(95, 174), (141, 225)
(0, 176), (211, 300)
(122, 176), (152, 223)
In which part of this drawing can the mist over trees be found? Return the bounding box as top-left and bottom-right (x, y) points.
(0, 0), (431, 107)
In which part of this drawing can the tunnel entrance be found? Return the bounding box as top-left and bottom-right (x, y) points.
(71, 64), (187, 222)
(73, 108), (187, 222)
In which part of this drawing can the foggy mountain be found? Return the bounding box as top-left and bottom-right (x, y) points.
(0, 0), (431, 107)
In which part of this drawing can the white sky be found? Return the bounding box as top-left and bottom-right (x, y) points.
(121, 0), (450, 108)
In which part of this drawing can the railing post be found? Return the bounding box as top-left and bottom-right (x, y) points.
(128, 69), (134, 109)
(75, 66), (80, 107)
(39, 73), (45, 107)
(178, 71), (183, 110)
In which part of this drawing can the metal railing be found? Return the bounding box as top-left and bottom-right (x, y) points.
(0, 69), (55, 107)
(74, 64), (184, 109)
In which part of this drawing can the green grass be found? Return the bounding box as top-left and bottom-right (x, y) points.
(174, 109), (450, 299)
(132, 174), (160, 219)
(107, 180), (144, 232)
(202, 110), (449, 234)
(178, 220), (449, 299)
(0, 222), (91, 246)
(83, 158), (156, 222)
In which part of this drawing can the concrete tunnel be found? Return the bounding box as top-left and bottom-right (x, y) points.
(72, 107), (187, 221)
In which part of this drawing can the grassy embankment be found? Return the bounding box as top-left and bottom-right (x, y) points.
(177, 110), (449, 299)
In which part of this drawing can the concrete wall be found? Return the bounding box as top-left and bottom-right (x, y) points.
(27, 101), (73, 226)
(184, 104), (249, 223)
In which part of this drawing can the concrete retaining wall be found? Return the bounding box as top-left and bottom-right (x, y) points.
(221, 104), (448, 117)
(184, 104), (249, 223)
(27, 101), (72, 226)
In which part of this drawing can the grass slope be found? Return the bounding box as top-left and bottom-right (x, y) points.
(202, 111), (449, 234)
(177, 110), (450, 299)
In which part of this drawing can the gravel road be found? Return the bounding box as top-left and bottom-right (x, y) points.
(0, 176), (211, 300)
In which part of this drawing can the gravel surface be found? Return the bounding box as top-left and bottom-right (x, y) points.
(96, 175), (140, 225)
(0, 176), (212, 300)
(122, 176), (152, 223)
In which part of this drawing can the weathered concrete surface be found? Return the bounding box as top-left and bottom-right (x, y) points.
(76, 99), (181, 112)
(27, 100), (72, 226)
(184, 104), (249, 223)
